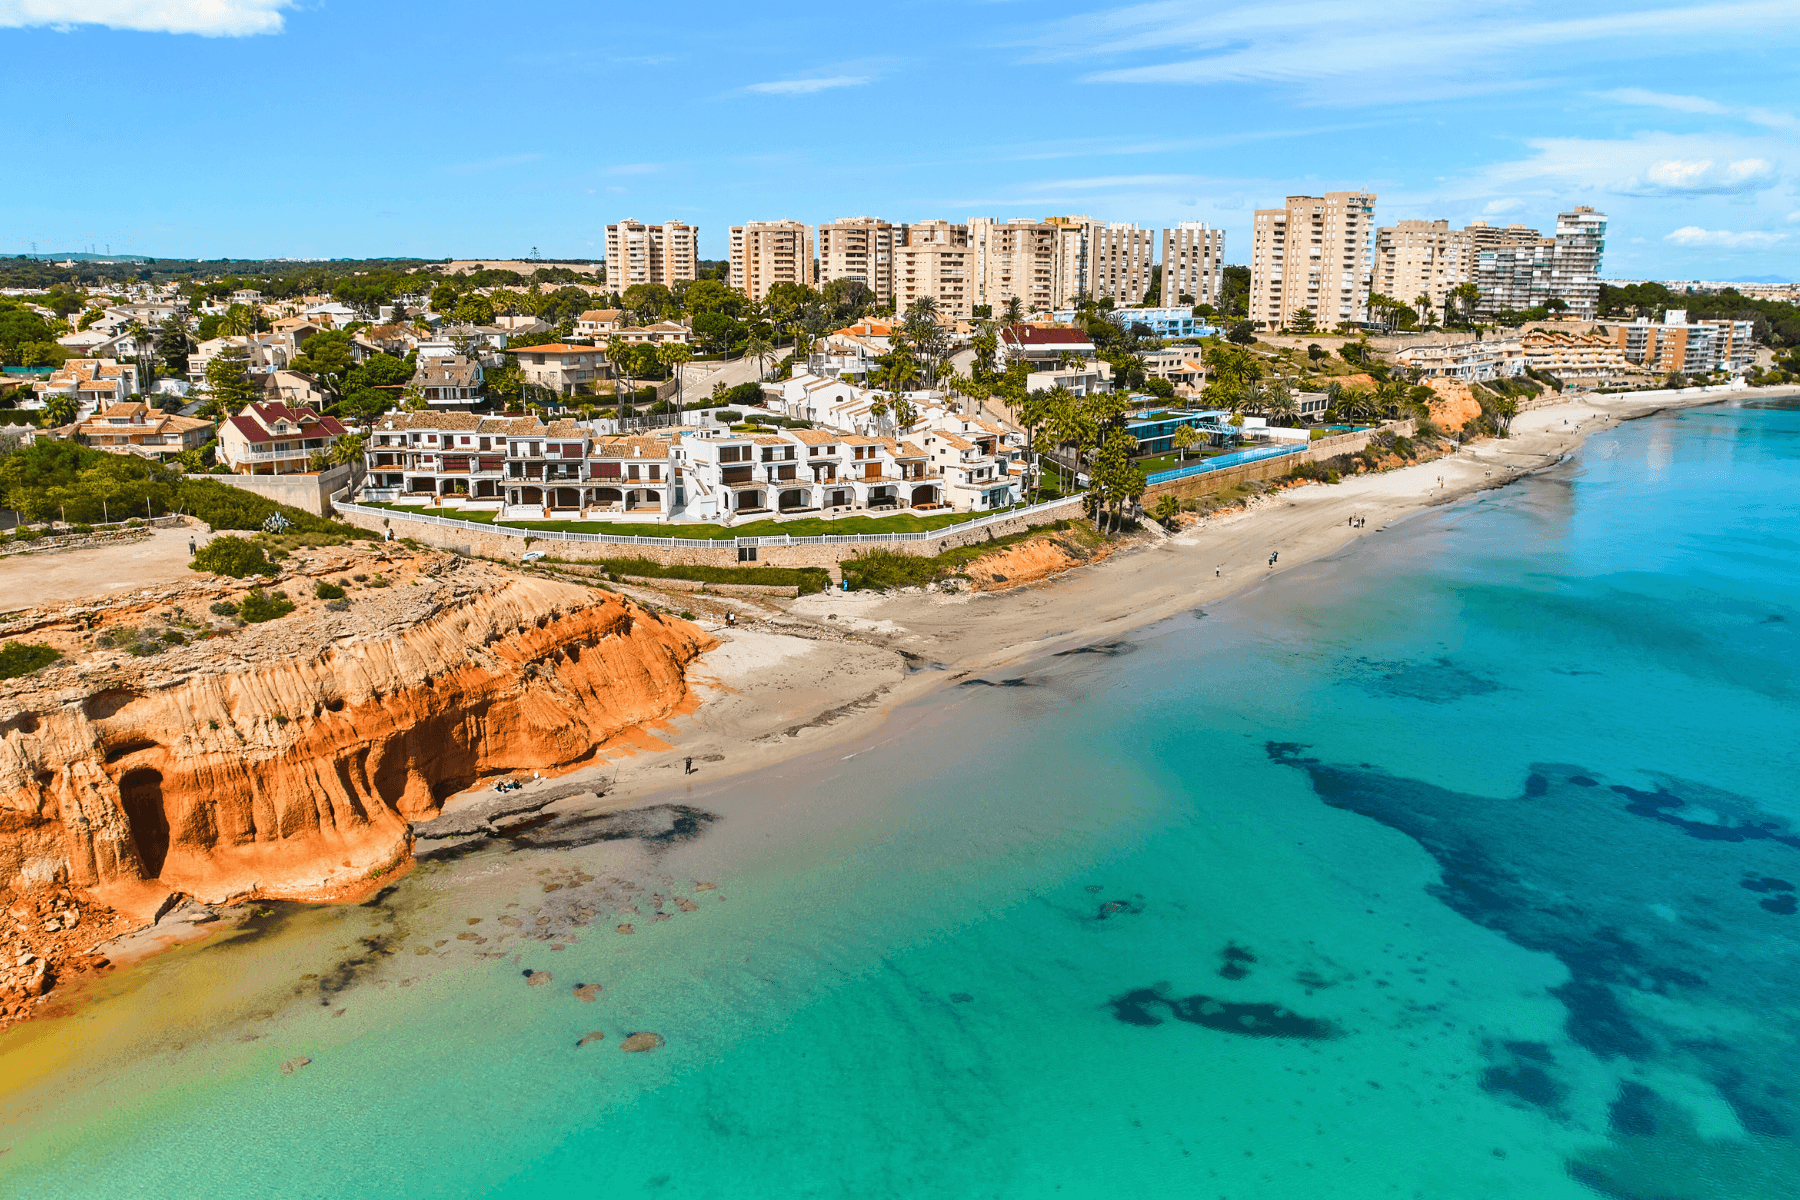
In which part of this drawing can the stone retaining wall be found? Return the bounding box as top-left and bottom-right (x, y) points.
(1143, 421), (1417, 504)
(620, 576), (800, 598)
(0, 528), (151, 558)
(188, 462), (363, 517)
(335, 495), (1089, 570)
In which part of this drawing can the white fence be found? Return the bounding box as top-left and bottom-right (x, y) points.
(335, 492), (1085, 551)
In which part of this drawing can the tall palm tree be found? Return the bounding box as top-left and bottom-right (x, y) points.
(745, 335), (773, 381)
(1002, 296), (1024, 325)
(656, 342), (693, 404)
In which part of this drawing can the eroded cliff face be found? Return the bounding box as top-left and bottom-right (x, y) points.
(0, 550), (713, 919)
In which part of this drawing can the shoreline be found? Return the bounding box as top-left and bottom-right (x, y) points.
(563, 385), (1778, 814)
(4, 385), (1785, 1035)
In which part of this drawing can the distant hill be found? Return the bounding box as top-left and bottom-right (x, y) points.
(4, 251), (155, 263)
(1725, 274), (1793, 285)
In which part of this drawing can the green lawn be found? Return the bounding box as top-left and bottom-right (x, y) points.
(358, 502), (975, 541)
(1132, 449), (1241, 474)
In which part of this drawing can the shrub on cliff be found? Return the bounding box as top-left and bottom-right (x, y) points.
(315, 580), (346, 600)
(0, 640), (60, 679)
(192, 536), (279, 578)
(239, 588), (295, 623)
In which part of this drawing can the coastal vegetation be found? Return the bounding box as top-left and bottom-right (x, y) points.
(541, 555), (830, 595)
(0, 440), (368, 539)
(191, 535), (280, 578)
(238, 587), (295, 623)
(0, 641), (60, 679)
(840, 520), (1098, 590)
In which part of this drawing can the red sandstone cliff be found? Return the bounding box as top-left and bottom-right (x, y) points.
(0, 549), (712, 948)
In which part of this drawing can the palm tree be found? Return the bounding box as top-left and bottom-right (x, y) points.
(656, 342), (693, 403)
(1002, 296), (1024, 324)
(1152, 493), (1182, 530)
(1449, 283), (1481, 329)
(1172, 422), (1199, 464)
(1414, 293), (1434, 328)
(745, 335), (773, 381)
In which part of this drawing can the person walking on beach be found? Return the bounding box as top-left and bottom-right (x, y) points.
(188, 536), (196, 555)
(684, 756), (693, 775)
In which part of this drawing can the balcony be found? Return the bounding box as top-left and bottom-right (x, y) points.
(232, 446), (311, 463)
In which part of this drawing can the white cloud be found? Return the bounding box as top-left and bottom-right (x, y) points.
(1603, 86), (1800, 133)
(1483, 198), (1524, 214)
(1664, 226), (1788, 247)
(1599, 87), (1730, 115)
(0, 0), (291, 35)
(1617, 157), (1777, 196)
(1031, 1), (1800, 100)
(1427, 132), (1788, 202)
(743, 75), (870, 96)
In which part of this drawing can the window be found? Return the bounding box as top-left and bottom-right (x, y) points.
(737, 546), (758, 562)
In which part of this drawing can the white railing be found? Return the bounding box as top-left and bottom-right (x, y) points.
(335, 492), (1084, 551)
(230, 447), (313, 463)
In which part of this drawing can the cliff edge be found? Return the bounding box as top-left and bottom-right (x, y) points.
(0, 546), (713, 1022)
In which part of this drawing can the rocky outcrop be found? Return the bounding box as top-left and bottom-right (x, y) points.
(0, 551), (713, 926)
(967, 531), (1110, 592)
(1425, 377), (1484, 431)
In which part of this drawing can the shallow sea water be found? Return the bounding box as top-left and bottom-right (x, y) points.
(2, 398), (1797, 1198)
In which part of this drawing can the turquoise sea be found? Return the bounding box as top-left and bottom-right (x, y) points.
(3, 397), (1797, 1198)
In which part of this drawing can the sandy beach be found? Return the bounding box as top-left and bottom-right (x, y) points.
(483, 385), (1791, 821)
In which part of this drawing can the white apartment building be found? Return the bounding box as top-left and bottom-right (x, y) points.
(604, 220), (699, 289)
(1394, 339), (1527, 382)
(970, 218), (1057, 315)
(729, 220), (817, 302)
(361, 412), (1011, 521)
(1161, 222), (1225, 308)
(1546, 207), (1607, 321)
(1373, 220), (1471, 320)
(1471, 208), (1608, 320)
(895, 221), (973, 319)
(1045, 217), (1156, 307)
(818, 217), (898, 305)
(1249, 191), (1377, 331)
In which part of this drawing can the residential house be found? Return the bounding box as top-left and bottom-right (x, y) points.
(1026, 361), (1109, 396)
(998, 323), (1098, 368)
(604, 321), (692, 347)
(824, 319), (896, 357)
(39, 358), (139, 415)
(916, 427), (1016, 511)
(262, 369), (331, 410)
(415, 356), (484, 409)
(575, 309), (624, 339)
(217, 401), (347, 474)
(353, 323), (420, 361)
(1142, 347), (1206, 392)
(69, 401), (211, 458)
(509, 343), (608, 393)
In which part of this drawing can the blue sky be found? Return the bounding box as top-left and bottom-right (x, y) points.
(3, 0), (1797, 280)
